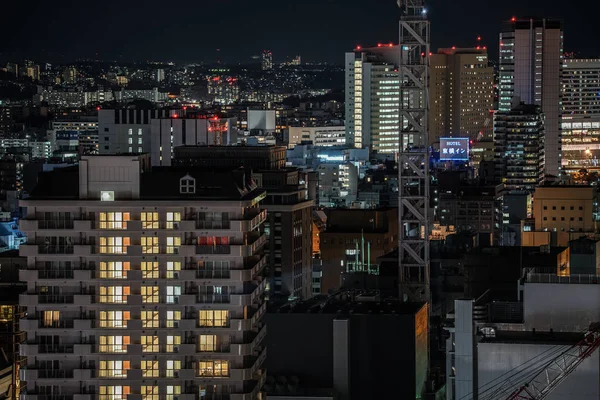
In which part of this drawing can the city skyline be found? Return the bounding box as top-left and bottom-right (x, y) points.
(3, 0), (600, 64)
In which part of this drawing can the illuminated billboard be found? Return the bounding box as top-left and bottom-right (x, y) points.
(440, 137), (469, 161)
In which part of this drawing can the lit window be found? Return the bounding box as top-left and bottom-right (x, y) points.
(199, 310), (228, 327)
(100, 262), (130, 279)
(166, 261), (181, 279)
(141, 386), (158, 400)
(165, 362), (181, 378)
(99, 311), (131, 328)
(141, 237), (159, 254)
(99, 336), (130, 353)
(99, 237), (130, 254)
(99, 212), (130, 229)
(141, 311), (160, 328)
(166, 310), (181, 328)
(141, 336), (159, 352)
(141, 360), (159, 378)
(141, 261), (159, 278)
(166, 237), (181, 254)
(99, 386), (130, 400)
(99, 360), (130, 378)
(141, 286), (159, 303)
(199, 335), (216, 352)
(141, 212), (159, 229)
(42, 310), (60, 328)
(180, 175), (196, 194)
(166, 335), (181, 353)
(197, 360), (229, 377)
(166, 212), (181, 229)
(166, 286), (181, 304)
(99, 286), (130, 304)
(166, 385), (181, 400)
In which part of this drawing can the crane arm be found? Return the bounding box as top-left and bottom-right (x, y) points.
(503, 323), (600, 400)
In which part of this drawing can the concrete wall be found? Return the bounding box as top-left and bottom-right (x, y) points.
(478, 342), (599, 400)
(524, 282), (600, 332)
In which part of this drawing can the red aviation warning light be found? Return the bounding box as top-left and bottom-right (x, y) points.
(511, 16), (516, 22)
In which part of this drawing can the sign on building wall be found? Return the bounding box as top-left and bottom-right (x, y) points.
(440, 137), (469, 161)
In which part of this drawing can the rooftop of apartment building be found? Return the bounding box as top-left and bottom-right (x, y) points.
(28, 164), (264, 201)
(269, 290), (424, 315)
(323, 207), (397, 233)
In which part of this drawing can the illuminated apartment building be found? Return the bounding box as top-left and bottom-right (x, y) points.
(429, 47), (494, 144)
(18, 155), (267, 400)
(561, 59), (600, 173)
(345, 45), (400, 153)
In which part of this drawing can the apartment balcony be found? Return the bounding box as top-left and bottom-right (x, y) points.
(20, 368), (75, 381)
(196, 245), (231, 255)
(230, 370), (267, 400)
(231, 302), (266, 331)
(229, 347), (267, 381)
(191, 254), (267, 283)
(230, 325), (267, 356)
(20, 395), (73, 400)
(230, 279), (266, 307)
(196, 294), (231, 304)
(37, 245), (74, 255)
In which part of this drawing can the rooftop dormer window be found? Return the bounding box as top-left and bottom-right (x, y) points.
(180, 174), (196, 194)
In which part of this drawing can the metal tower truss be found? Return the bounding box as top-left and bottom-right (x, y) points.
(398, 0), (430, 302)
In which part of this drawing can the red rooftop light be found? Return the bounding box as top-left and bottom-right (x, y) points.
(511, 17), (516, 22)
(377, 43), (382, 47)
(356, 45), (361, 50)
(388, 43), (393, 47)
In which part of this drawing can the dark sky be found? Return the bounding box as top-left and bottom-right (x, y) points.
(2, 0), (599, 64)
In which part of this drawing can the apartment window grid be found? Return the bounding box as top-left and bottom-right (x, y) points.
(199, 310), (228, 327)
(141, 386), (159, 400)
(141, 236), (159, 254)
(166, 236), (181, 253)
(166, 310), (181, 328)
(141, 212), (159, 229)
(99, 386), (130, 400)
(99, 360), (130, 378)
(99, 261), (130, 279)
(141, 360), (160, 377)
(166, 212), (181, 229)
(141, 261), (159, 278)
(165, 361), (182, 378)
(99, 286), (130, 304)
(166, 335), (181, 352)
(199, 334), (217, 352)
(166, 261), (181, 279)
(99, 237), (130, 254)
(198, 360), (229, 377)
(141, 286), (159, 303)
(99, 335), (130, 353)
(99, 212), (130, 230)
(99, 311), (130, 328)
(166, 286), (181, 304)
(141, 336), (159, 352)
(141, 311), (160, 328)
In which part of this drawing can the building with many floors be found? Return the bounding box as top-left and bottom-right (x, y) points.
(499, 18), (563, 177)
(18, 155), (267, 400)
(429, 47), (494, 144)
(561, 59), (600, 173)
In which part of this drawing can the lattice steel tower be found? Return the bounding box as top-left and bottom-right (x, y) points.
(397, 0), (430, 302)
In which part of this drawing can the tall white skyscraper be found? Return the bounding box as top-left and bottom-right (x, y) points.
(498, 18), (563, 177)
(344, 45), (400, 154)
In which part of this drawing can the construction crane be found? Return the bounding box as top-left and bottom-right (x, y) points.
(497, 323), (600, 400)
(397, 0), (431, 303)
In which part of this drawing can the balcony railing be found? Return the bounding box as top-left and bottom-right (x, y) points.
(197, 294), (231, 304)
(37, 245), (74, 254)
(196, 270), (231, 279)
(196, 220), (231, 230)
(38, 344), (74, 354)
(38, 220), (74, 229)
(196, 245), (231, 255)
(36, 369), (74, 379)
(38, 295), (74, 304)
(38, 270), (74, 279)
(36, 320), (74, 329)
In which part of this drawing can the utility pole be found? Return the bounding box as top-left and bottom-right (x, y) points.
(397, 0), (431, 303)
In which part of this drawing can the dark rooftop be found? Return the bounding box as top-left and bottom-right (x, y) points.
(28, 165), (266, 202)
(269, 290), (424, 316)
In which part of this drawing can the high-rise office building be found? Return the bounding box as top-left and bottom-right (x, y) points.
(207, 76), (240, 105)
(62, 67), (78, 84)
(345, 45), (400, 153)
(429, 48), (494, 144)
(561, 58), (600, 173)
(156, 69), (165, 83)
(261, 50), (273, 71)
(499, 18), (563, 177)
(19, 155), (267, 400)
(494, 103), (545, 192)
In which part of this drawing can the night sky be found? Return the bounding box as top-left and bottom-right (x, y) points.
(2, 0), (599, 64)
